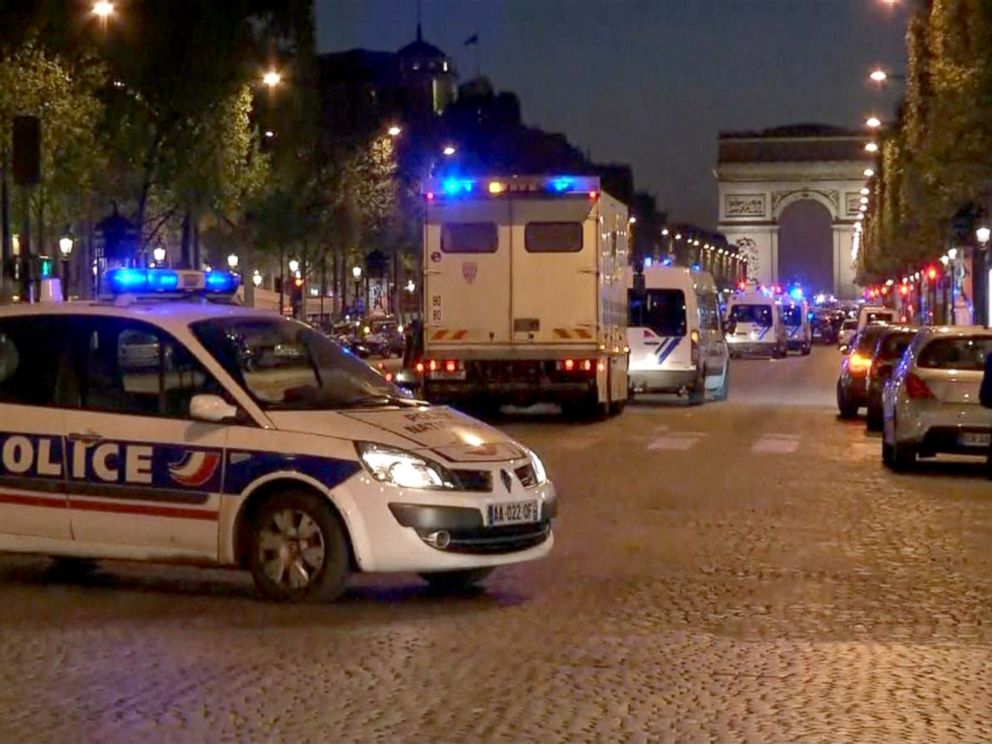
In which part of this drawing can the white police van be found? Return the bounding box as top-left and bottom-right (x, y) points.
(725, 289), (788, 359)
(0, 270), (555, 602)
(782, 298), (812, 355)
(626, 265), (729, 403)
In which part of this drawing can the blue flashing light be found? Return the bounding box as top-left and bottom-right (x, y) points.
(548, 176), (575, 193)
(441, 178), (474, 196)
(148, 270), (180, 292)
(662, 256), (674, 267)
(643, 257), (653, 268)
(789, 286), (804, 301)
(108, 268), (150, 292)
(204, 271), (240, 293)
(691, 262), (701, 272)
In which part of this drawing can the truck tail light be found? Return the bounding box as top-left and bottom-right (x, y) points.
(428, 360), (438, 372)
(905, 373), (934, 399)
(415, 362), (424, 373)
(445, 360), (457, 373)
(563, 358), (575, 371)
(581, 359), (593, 372)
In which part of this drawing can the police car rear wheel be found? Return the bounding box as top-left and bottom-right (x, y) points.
(249, 492), (349, 603)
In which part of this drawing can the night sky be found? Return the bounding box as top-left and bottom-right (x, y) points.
(316, 0), (908, 229)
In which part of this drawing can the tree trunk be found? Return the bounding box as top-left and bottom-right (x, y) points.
(180, 208), (191, 269)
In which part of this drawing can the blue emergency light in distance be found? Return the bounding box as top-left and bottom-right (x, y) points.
(441, 178), (474, 196)
(549, 176), (575, 193)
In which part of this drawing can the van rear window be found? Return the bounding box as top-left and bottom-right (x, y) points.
(524, 222), (583, 253)
(730, 304), (772, 326)
(628, 289), (687, 337)
(441, 223), (498, 254)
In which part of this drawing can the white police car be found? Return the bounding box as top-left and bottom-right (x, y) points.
(0, 269), (555, 601)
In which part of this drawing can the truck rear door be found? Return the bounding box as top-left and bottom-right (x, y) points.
(424, 199), (511, 345)
(509, 199), (598, 345)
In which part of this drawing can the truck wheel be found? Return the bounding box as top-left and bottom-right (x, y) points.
(866, 403), (883, 432)
(248, 491), (350, 603)
(420, 568), (494, 592)
(801, 343), (811, 356)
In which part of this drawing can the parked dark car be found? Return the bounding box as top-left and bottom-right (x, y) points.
(811, 312), (838, 345)
(865, 325), (919, 431)
(837, 324), (891, 419)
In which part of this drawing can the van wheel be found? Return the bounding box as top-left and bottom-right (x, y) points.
(248, 491), (350, 603)
(713, 363), (730, 402)
(420, 568), (494, 592)
(801, 344), (811, 356)
(892, 441), (916, 472)
(882, 439), (895, 468)
(687, 367), (706, 406)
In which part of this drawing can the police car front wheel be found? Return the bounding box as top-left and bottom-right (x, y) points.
(248, 492), (350, 603)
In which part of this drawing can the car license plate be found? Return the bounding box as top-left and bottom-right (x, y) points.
(960, 432), (991, 447)
(487, 500), (539, 527)
(430, 370), (466, 380)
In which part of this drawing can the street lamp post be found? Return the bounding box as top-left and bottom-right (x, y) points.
(352, 266), (363, 314)
(58, 235), (73, 300)
(152, 246), (166, 265)
(227, 253), (239, 271)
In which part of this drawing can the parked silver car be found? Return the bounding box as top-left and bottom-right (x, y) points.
(882, 326), (992, 471)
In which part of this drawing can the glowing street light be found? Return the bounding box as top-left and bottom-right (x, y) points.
(860, 196), (869, 205)
(864, 168), (875, 178)
(661, 228), (669, 236)
(288, 258), (300, 274)
(227, 253), (239, 269)
(860, 187), (870, 195)
(405, 279), (416, 293)
(865, 142), (879, 153)
(442, 144), (457, 157)
(866, 116), (882, 129)
(352, 266), (362, 280)
(92, 1), (114, 19)
(152, 246), (166, 263)
(859, 204), (868, 212)
(59, 236), (74, 257)
(870, 69), (889, 83)
(262, 69), (282, 88)
(264, 130), (275, 139)
(387, 125), (402, 137)
(252, 270), (263, 287)
(977, 226), (991, 244)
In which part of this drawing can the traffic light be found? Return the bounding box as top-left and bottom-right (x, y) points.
(36, 256), (53, 279)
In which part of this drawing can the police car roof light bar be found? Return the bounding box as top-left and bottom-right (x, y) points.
(105, 268), (241, 297)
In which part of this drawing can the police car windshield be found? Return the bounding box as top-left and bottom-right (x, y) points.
(191, 317), (413, 410)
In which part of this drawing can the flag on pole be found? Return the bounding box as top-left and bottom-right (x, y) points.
(464, 33), (479, 46)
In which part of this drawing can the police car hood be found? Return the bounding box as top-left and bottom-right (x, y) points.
(266, 407), (525, 463)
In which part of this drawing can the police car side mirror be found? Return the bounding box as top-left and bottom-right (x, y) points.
(190, 394), (238, 423)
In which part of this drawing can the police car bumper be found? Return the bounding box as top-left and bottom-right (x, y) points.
(337, 475), (557, 573)
(629, 367), (696, 393)
(786, 339), (808, 350)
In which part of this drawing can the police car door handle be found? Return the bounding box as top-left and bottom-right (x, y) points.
(69, 431), (104, 445)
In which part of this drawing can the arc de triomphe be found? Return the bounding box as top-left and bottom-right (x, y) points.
(715, 125), (872, 300)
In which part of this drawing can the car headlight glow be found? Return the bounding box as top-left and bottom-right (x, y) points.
(524, 447), (548, 485)
(356, 443), (454, 490)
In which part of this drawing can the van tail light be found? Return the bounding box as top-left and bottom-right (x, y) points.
(556, 359), (598, 374)
(905, 373), (934, 399)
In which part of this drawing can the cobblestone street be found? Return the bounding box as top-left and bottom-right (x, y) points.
(1, 348), (990, 742)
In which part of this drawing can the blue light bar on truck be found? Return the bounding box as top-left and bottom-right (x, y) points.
(105, 268), (241, 296)
(424, 175), (600, 199)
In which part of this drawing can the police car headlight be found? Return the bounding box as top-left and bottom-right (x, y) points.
(356, 443), (455, 490)
(524, 447), (548, 485)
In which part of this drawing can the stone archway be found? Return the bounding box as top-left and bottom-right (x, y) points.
(777, 199), (834, 293)
(715, 125), (872, 299)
